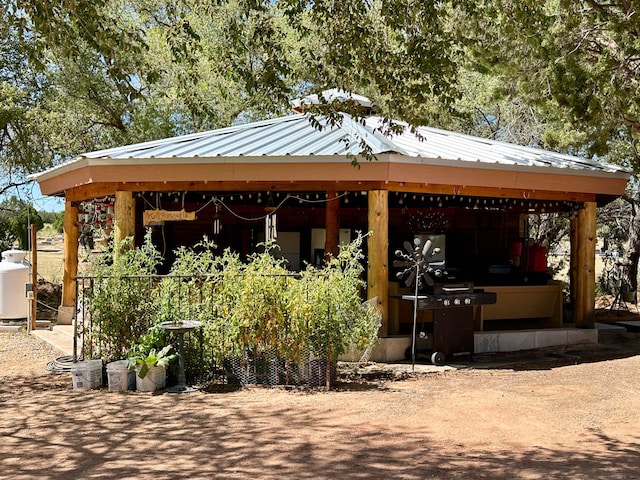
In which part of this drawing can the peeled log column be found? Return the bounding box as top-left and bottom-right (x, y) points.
(573, 202), (596, 328)
(58, 199), (78, 325)
(367, 190), (389, 336)
(115, 191), (136, 252)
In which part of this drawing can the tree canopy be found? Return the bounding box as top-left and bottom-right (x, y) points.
(454, 0), (640, 170)
(2, 0), (638, 194)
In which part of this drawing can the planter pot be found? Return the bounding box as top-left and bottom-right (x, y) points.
(224, 353), (286, 386)
(71, 359), (103, 390)
(622, 287), (636, 302)
(135, 365), (166, 392)
(106, 360), (135, 392)
(264, 352), (285, 386)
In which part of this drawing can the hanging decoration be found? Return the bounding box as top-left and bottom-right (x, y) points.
(265, 209), (277, 241)
(212, 204), (222, 235)
(77, 198), (115, 233)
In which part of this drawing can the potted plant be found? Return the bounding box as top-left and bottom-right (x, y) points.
(127, 326), (177, 392)
(224, 243), (292, 385)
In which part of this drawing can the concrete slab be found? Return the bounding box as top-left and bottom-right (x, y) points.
(567, 328), (598, 345)
(535, 329), (568, 349)
(366, 336), (412, 362)
(474, 332), (499, 353)
(613, 321), (640, 332)
(0, 324), (22, 333)
(31, 324), (75, 357)
(474, 328), (598, 354)
(595, 322), (627, 333)
(497, 331), (536, 352)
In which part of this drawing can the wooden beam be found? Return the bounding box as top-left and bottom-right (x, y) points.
(61, 198), (78, 313)
(61, 180), (598, 204)
(574, 202), (596, 328)
(367, 190), (389, 336)
(115, 191), (136, 247)
(324, 191), (340, 261)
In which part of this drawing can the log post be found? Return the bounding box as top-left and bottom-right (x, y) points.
(569, 215), (579, 318)
(367, 190), (389, 336)
(58, 198), (78, 325)
(115, 191), (136, 252)
(324, 191), (340, 262)
(30, 225), (37, 331)
(573, 202), (597, 328)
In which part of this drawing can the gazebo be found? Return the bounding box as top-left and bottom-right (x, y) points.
(32, 93), (630, 359)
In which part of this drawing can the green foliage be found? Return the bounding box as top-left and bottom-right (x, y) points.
(52, 211), (65, 233)
(84, 231), (162, 362)
(0, 197), (44, 250)
(289, 233), (381, 363)
(82, 227), (380, 386)
(597, 198), (631, 255)
(126, 326), (177, 379)
(454, 0), (640, 168)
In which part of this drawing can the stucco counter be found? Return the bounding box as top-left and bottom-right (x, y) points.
(476, 280), (564, 330)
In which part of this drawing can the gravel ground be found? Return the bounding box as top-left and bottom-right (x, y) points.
(2, 330), (640, 479)
(0, 330), (65, 378)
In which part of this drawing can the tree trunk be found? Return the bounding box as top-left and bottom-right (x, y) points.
(621, 191), (640, 292)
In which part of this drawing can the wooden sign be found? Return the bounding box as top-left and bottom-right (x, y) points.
(143, 209), (196, 226)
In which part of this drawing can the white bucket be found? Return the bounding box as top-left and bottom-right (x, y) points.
(106, 360), (135, 392)
(135, 365), (166, 392)
(71, 359), (103, 390)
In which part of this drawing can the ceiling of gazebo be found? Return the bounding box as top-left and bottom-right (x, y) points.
(32, 112), (630, 203)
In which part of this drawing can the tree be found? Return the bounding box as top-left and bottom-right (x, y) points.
(1, 0), (473, 202)
(0, 197), (44, 250)
(453, 0), (639, 289)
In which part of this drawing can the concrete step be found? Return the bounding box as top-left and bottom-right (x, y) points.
(35, 319), (53, 331)
(31, 324), (76, 357)
(0, 323), (23, 332)
(474, 328), (598, 354)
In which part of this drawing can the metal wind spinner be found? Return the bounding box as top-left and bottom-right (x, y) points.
(393, 238), (445, 290)
(393, 237), (446, 371)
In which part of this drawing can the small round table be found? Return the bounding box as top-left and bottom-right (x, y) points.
(159, 320), (203, 393)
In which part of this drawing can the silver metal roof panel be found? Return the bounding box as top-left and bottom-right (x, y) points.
(33, 112), (629, 180)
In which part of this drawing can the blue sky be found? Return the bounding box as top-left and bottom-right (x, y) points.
(3, 181), (66, 212)
(30, 183), (64, 212)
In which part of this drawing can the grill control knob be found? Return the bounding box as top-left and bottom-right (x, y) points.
(443, 298), (451, 306)
(464, 298), (472, 305)
(454, 298), (461, 305)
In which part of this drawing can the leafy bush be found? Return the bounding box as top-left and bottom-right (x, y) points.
(83, 231), (161, 362)
(82, 230), (381, 386)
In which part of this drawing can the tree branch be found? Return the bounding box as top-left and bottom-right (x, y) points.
(0, 180), (32, 197)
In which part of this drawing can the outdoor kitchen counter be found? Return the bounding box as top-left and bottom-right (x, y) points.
(475, 280), (564, 331)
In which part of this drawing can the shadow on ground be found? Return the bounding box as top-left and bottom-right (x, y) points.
(1, 373), (639, 480)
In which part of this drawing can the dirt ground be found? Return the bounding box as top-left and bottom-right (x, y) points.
(2, 318), (640, 480)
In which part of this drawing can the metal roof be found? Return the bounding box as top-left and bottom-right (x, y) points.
(34, 111), (629, 179)
(368, 117), (626, 174)
(79, 114), (401, 160)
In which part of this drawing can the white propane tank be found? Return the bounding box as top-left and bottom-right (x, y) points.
(0, 249), (30, 320)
